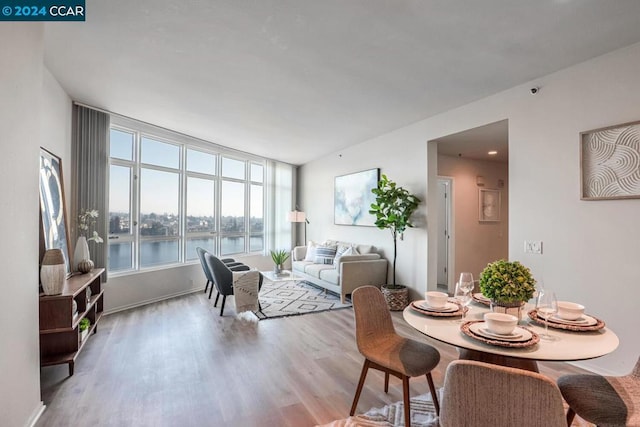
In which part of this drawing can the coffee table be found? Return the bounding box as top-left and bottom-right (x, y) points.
(261, 270), (304, 283)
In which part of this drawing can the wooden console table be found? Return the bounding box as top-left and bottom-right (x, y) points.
(39, 268), (105, 376)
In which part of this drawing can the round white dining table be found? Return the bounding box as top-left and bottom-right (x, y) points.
(403, 300), (619, 367)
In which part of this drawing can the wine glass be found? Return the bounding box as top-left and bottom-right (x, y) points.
(537, 290), (558, 341)
(453, 273), (474, 322)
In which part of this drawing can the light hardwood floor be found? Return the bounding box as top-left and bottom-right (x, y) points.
(38, 292), (592, 426)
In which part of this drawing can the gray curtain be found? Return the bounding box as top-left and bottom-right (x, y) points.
(72, 105), (109, 281)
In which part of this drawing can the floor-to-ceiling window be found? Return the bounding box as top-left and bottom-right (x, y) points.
(107, 121), (267, 274)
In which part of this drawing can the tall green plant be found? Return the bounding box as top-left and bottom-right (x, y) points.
(369, 174), (421, 286)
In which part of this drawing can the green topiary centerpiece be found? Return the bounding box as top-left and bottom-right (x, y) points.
(479, 259), (536, 304)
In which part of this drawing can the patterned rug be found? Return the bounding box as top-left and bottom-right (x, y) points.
(256, 280), (352, 320)
(316, 390), (594, 427)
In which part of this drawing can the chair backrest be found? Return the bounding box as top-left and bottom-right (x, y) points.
(351, 286), (397, 354)
(632, 356), (640, 377)
(440, 360), (566, 427)
(204, 252), (233, 295)
(196, 247), (214, 282)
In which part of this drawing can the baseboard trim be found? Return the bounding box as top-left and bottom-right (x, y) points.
(26, 401), (45, 427)
(104, 288), (202, 315)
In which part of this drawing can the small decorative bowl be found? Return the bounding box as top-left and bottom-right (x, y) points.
(556, 301), (585, 320)
(484, 312), (518, 335)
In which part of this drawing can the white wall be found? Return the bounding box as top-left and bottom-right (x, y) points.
(105, 253), (272, 313)
(438, 155), (509, 283)
(300, 42), (640, 375)
(0, 24), (46, 427)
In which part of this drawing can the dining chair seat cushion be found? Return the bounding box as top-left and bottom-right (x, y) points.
(360, 334), (440, 378)
(557, 370), (640, 426)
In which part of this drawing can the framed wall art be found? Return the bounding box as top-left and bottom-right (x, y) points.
(39, 148), (72, 275)
(334, 168), (380, 226)
(478, 188), (501, 222)
(580, 120), (640, 200)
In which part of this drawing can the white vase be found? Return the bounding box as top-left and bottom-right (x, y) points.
(73, 236), (91, 272)
(40, 249), (66, 295)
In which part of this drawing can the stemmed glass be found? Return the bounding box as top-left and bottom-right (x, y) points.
(537, 290), (558, 341)
(454, 272), (474, 323)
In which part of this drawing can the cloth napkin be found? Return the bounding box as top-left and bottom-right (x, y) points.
(232, 270), (260, 313)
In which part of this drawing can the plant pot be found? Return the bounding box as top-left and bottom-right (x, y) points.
(80, 328), (88, 342)
(274, 265), (282, 275)
(491, 300), (526, 320)
(381, 284), (409, 311)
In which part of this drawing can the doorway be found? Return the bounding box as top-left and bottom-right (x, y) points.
(430, 119), (509, 293)
(437, 177), (452, 292)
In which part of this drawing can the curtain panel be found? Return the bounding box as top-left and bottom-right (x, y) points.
(72, 105), (110, 281)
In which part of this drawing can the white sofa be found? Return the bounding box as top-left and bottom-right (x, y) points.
(291, 240), (388, 303)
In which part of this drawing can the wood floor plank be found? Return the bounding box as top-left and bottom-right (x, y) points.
(38, 293), (594, 426)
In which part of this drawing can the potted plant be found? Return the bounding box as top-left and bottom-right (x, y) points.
(479, 259), (536, 318)
(79, 318), (91, 342)
(370, 174), (421, 310)
(270, 249), (290, 275)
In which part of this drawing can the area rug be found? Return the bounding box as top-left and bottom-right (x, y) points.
(316, 390), (594, 427)
(256, 280), (352, 320)
(316, 391), (440, 427)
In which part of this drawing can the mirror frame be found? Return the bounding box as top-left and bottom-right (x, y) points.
(39, 147), (72, 276)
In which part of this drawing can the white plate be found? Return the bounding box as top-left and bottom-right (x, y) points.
(416, 301), (459, 313)
(473, 292), (490, 302)
(548, 314), (598, 326)
(469, 322), (533, 342)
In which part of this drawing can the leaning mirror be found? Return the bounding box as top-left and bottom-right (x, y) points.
(39, 148), (71, 275)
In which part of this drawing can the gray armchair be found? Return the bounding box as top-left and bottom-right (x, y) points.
(204, 252), (263, 316)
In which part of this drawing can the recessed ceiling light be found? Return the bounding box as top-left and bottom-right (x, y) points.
(488, 151), (498, 155)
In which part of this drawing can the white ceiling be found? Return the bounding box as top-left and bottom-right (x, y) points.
(44, 0), (640, 165)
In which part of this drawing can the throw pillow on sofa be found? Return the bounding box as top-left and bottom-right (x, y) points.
(304, 241), (320, 262)
(314, 245), (337, 265)
(333, 245), (357, 265)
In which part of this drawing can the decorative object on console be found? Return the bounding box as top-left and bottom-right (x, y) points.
(79, 318), (90, 342)
(40, 248), (66, 295)
(478, 188), (501, 222)
(581, 120), (640, 200)
(270, 249), (290, 275)
(369, 173), (421, 288)
(74, 209), (104, 272)
(335, 168), (379, 226)
(479, 259), (536, 319)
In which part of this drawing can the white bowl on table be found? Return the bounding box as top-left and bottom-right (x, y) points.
(425, 291), (448, 309)
(556, 301), (585, 320)
(484, 312), (518, 335)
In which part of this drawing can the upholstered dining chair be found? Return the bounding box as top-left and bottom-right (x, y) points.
(204, 252), (263, 316)
(195, 247), (241, 296)
(350, 286), (440, 427)
(557, 356), (640, 426)
(439, 359), (566, 427)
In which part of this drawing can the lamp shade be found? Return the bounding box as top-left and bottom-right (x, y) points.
(288, 210), (306, 223)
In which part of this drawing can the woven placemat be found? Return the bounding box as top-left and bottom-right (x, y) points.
(460, 320), (540, 348)
(471, 293), (491, 306)
(409, 301), (468, 317)
(528, 309), (605, 332)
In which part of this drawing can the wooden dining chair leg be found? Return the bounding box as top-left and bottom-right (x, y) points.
(402, 376), (411, 427)
(350, 360), (370, 416)
(384, 372), (389, 392)
(426, 373), (439, 415)
(565, 407), (576, 426)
